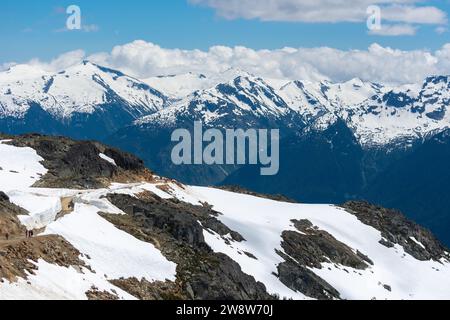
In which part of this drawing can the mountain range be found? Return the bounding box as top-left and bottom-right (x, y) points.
(1, 61), (450, 245)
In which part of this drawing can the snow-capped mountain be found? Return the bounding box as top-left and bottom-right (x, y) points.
(1, 134), (450, 300)
(2, 64), (450, 248)
(140, 71), (450, 148)
(143, 68), (253, 99)
(110, 74), (306, 186)
(276, 76), (450, 146)
(2, 62), (450, 147)
(0, 61), (167, 138)
(137, 74), (304, 131)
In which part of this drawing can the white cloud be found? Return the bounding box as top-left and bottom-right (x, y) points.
(190, 0), (447, 30)
(9, 41), (450, 85)
(27, 50), (86, 71)
(87, 40), (450, 85)
(381, 4), (447, 24)
(369, 24), (417, 36)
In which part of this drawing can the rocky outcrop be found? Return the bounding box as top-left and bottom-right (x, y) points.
(283, 219), (371, 270)
(274, 219), (371, 300)
(342, 201), (450, 262)
(104, 192), (272, 300)
(107, 192), (244, 248)
(6, 134), (153, 189)
(276, 259), (340, 300)
(85, 287), (120, 300)
(110, 277), (185, 300)
(0, 235), (85, 282)
(0, 192), (27, 240)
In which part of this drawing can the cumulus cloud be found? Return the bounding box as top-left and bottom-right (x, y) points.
(27, 50), (86, 71)
(8, 41), (450, 85)
(190, 0), (447, 24)
(369, 24), (417, 36)
(86, 40), (450, 85)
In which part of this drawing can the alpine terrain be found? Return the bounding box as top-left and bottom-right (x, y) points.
(0, 134), (449, 300)
(1, 62), (450, 246)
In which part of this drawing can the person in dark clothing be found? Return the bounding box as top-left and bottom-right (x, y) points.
(5, 233), (9, 240)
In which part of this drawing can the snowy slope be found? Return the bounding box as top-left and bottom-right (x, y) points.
(1, 139), (450, 300)
(0, 61), (166, 119)
(0, 142), (176, 300)
(143, 68), (252, 99)
(0, 182), (178, 300)
(0, 260), (137, 300)
(0, 140), (47, 191)
(188, 187), (450, 300)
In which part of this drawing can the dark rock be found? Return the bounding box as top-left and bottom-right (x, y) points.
(282, 219), (370, 270)
(104, 147), (145, 172)
(104, 192), (273, 300)
(342, 201), (450, 262)
(277, 259), (340, 300)
(379, 238), (395, 248)
(0, 192), (9, 202)
(383, 284), (392, 292)
(4, 134), (152, 189)
(62, 141), (117, 179)
(108, 192), (244, 248)
(271, 219), (373, 300)
(186, 253), (270, 300)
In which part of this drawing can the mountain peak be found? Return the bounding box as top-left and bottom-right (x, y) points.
(0, 64), (47, 81)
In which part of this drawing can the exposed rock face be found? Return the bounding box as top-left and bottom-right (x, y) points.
(342, 201), (450, 262)
(85, 287), (119, 300)
(283, 219), (370, 270)
(108, 192), (244, 248)
(5, 134), (152, 189)
(277, 259), (340, 300)
(0, 192), (8, 202)
(110, 277), (186, 300)
(0, 192), (27, 240)
(104, 192), (272, 300)
(274, 219), (371, 300)
(0, 235), (85, 282)
(103, 148), (145, 172)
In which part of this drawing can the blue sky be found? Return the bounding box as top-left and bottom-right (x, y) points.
(1, 0), (449, 64)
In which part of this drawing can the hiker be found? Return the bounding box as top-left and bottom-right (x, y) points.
(29, 230), (34, 238)
(5, 233), (9, 240)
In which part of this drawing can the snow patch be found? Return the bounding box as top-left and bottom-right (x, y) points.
(99, 153), (117, 166)
(0, 141), (47, 192)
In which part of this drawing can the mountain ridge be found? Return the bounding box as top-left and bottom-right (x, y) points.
(1, 133), (450, 300)
(2, 63), (450, 246)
